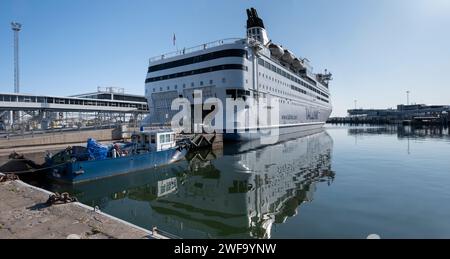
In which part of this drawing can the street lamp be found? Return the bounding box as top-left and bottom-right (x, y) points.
(11, 22), (22, 93)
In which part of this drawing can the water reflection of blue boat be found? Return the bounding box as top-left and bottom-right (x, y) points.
(45, 130), (188, 184)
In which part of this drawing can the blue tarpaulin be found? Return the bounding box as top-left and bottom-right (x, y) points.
(87, 138), (109, 160)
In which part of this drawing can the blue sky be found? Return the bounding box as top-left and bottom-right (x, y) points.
(1, 0), (449, 116)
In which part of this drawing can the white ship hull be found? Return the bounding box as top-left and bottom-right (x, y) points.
(224, 122), (327, 141)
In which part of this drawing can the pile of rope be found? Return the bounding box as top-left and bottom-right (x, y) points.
(46, 192), (78, 205)
(0, 152), (44, 175)
(9, 152), (24, 160)
(0, 174), (19, 183)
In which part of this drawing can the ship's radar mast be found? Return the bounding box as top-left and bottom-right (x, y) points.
(317, 69), (333, 87)
(246, 8), (270, 45)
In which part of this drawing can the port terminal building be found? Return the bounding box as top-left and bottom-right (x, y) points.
(341, 104), (450, 125)
(0, 87), (148, 131)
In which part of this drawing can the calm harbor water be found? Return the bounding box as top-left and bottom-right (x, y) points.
(48, 125), (450, 239)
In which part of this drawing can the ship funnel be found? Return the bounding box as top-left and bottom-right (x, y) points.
(246, 7), (270, 45)
(247, 8), (265, 29)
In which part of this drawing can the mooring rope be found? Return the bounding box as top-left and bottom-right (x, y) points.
(46, 192), (78, 205)
(0, 161), (69, 176)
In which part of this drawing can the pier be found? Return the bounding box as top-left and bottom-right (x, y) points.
(0, 127), (223, 238)
(0, 173), (169, 239)
(328, 104), (450, 126)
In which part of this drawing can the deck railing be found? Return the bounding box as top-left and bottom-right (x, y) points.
(149, 38), (245, 63)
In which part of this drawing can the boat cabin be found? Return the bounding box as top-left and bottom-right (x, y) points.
(131, 130), (177, 152)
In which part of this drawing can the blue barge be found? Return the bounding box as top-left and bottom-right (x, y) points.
(45, 130), (188, 184)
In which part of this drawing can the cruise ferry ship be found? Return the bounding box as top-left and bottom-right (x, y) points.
(144, 8), (333, 141)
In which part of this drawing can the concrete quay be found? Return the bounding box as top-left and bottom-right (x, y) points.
(0, 175), (168, 239)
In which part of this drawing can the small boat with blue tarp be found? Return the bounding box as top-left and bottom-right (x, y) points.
(44, 130), (189, 184)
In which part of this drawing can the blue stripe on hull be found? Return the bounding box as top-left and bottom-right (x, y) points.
(49, 148), (186, 184)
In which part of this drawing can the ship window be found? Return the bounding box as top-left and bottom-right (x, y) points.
(146, 64), (249, 83)
(191, 82), (195, 87)
(167, 86), (170, 90)
(160, 87), (163, 91)
(183, 84), (186, 88)
(200, 81), (204, 86)
(210, 80), (213, 85)
(160, 134), (171, 143)
(174, 85), (178, 89)
(163, 134), (169, 143)
(148, 49), (247, 73)
(222, 78), (226, 83)
(151, 135), (156, 144)
(226, 89), (236, 98)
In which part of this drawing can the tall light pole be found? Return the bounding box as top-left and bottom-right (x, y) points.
(11, 22), (22, 93)
(354, 99), (357, 110)
(406, 91), (410, 105)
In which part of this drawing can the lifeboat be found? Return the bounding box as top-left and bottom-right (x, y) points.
(268, 44), (284, 59)
(281, 49), (295, 65)
(292, 58), (304, 71)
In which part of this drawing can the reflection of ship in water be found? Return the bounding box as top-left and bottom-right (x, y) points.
(60, 130), (334, 239)
(347, 125), (450, 140)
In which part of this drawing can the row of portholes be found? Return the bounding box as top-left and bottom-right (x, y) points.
(151, 78), (226, 93)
